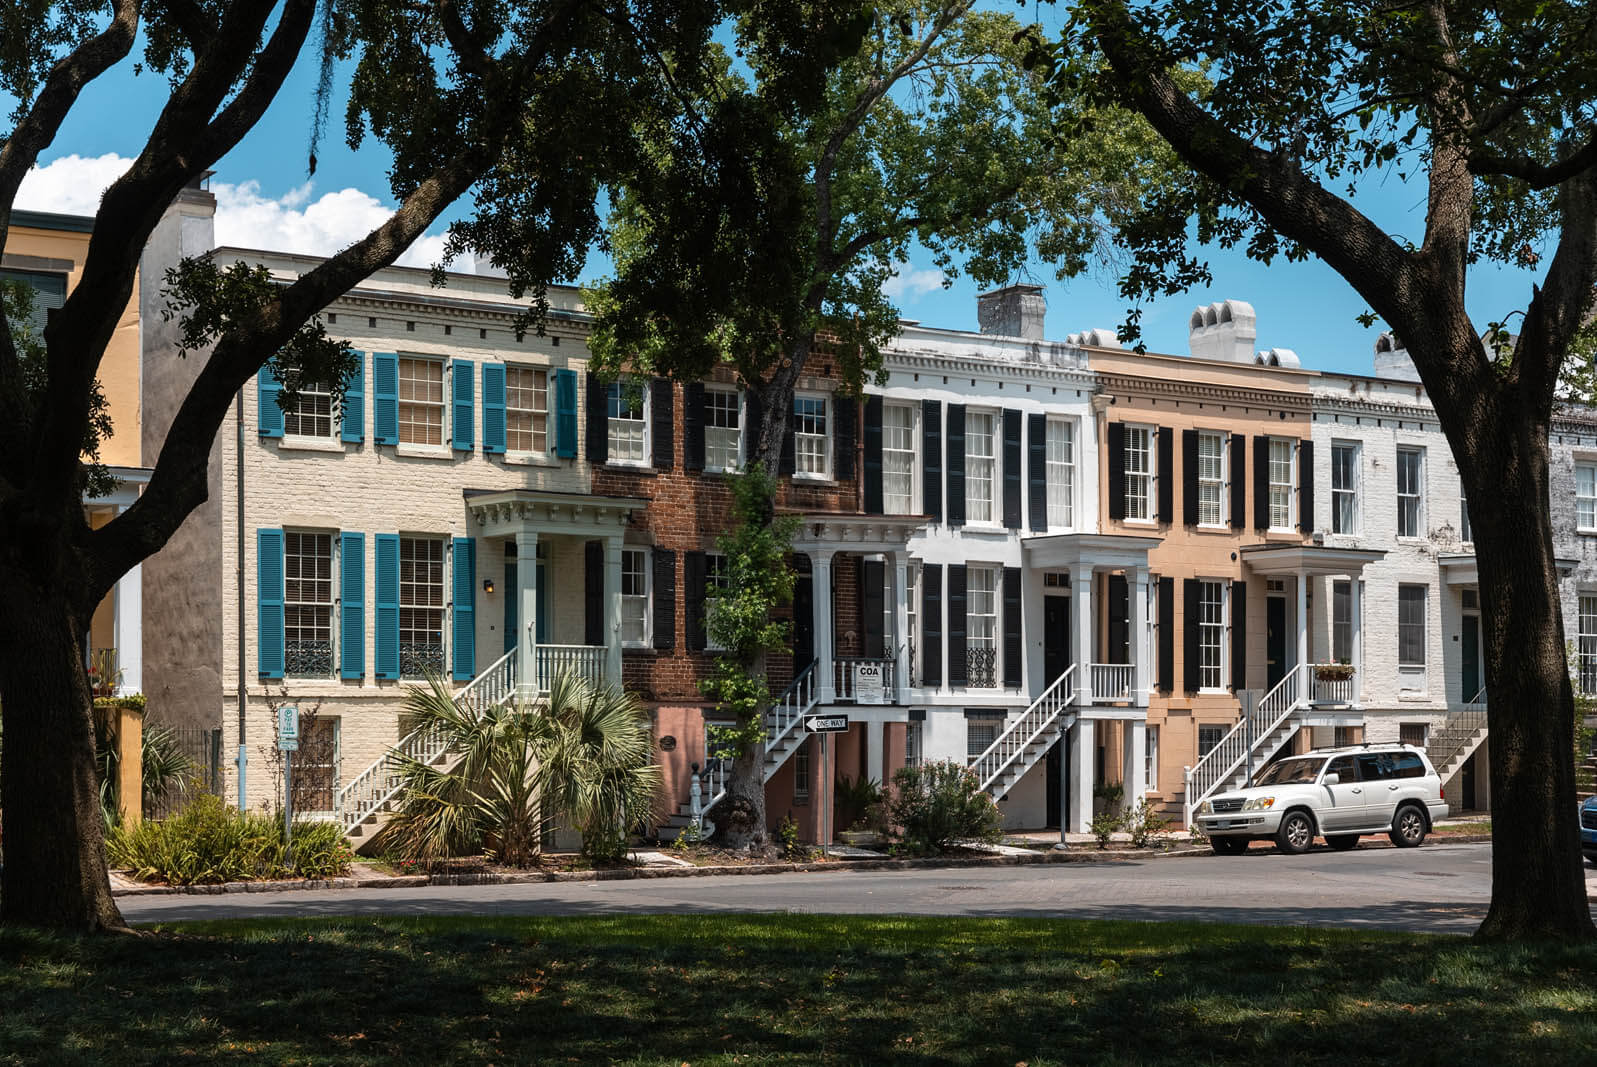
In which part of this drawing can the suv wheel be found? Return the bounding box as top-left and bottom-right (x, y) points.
(1211, 837), (1248, 855)
(1325, 834), (1360, 851)
(1388, 804), (1427, 848)
(1275, 810), (1315, 855)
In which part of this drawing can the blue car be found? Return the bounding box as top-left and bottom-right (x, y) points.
(1583, 796), (1597, 865)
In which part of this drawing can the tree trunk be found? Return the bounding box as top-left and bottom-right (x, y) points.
(1463, 400), (1595, 941)
(0, 573), (125, 930)
(718, 743), (772, 853)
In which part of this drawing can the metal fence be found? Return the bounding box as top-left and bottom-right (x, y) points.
(142, 724), (224, 820)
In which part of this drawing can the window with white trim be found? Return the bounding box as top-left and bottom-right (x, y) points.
(965, 409), (997, 523)
(705, 552), (730, 651)
(1332, 580), (1353, 665)
(621, 548), (649, 646)
(966, 566), (999, 688)
(1046, 416), (1075, 528)
(1198, 430), (1225, 526)
(882, 402), (917, 513)
(967, 718), (1001, 759)
(1197, 724), (1223, 759)
(1124, 425), (1151, 521)
(905, 722), (923, 768)
(1578, 464), (1597, 532)
(399, 536), (444, 676)
(793, 744), (810, 802)
(506, 365), (549, 453)
(1397, 447), (1425, 537)
(283, 380), (333, 438)
(1459, 485), (1472, 543)
(1331, 441), (1359, 535)
(705, 388), (741, 472)
(1268, 438), (1295, 530)
(1146, 725), (1159, 792)
(1198, 579), (1226, 690)
(607, 382), (648, 465)
(1580, 595), (1597, 696)
(398, 358), (444, 446)
(1397, 583), (1427, 688)
(794, 394), (830, 477)
(284, 531), (333, 676)
(906, 562), (921, 687)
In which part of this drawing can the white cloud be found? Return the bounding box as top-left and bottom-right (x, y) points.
(882, 262), (947, 301)
(16, 153), (449, 268)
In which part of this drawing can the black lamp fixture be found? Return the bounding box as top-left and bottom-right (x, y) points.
(482, 577), (495, 594)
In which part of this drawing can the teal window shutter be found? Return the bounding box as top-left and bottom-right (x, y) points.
(452, 538), (476, 680)
(482, 363), (506, 454)
(555, 368), (578, 458)
(257, 365), (284, 438)
(373, 352), (399, 444)
(452, 359), (475, 450)
(341, 354), (365, 443)
(257, 528), (285, 677)
(375, 534), (400, 679)
(340, 532), (364, 679)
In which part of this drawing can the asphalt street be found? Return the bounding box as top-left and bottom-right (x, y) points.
(119, 841), (1597, 933)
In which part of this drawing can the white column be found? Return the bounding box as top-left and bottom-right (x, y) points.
(604, 535), (623, 686)
(891, 553), (910, 703)
(1073, 564), (1094, 707)
(866, 721), (885, 785)
(1351, 576), (1363, 701)
(114, 563), (143, 696)
(1295, 569), (1309, 682)
(1131, 565), (1149, 707)
(1069, 717), (1095, 833)
(516, 529), (539, 694)
(1124, 719), (1148, 803)
(813, 550), (836, 703)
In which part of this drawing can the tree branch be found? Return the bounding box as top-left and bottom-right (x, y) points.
(1515, 171), (1597, 406)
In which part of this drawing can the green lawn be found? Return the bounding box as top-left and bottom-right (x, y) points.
(3, 914), (1595, 1064)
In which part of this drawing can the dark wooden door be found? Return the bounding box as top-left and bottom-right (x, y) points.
(793, 573), (814, 669)
(1267, 596), (1287, 690)
(1044, 596), (1071, 684)
(1462, 614), (1481, 700)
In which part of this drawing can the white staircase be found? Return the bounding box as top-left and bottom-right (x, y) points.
(1183, 664), (1307, 827)
(1428, 688), (1488, 784)
(658, 662), (820, 841)
(335, 649), (518, 843)
(968, 666), (1079, 800)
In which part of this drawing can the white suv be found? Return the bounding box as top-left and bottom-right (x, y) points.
(1195, 744), (1449, 855)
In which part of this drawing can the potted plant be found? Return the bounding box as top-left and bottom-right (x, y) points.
(1314, 662), (1357, 682)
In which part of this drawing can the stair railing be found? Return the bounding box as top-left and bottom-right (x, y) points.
(968, 666), (1078, 795)
(1183, 664), (1304, 827)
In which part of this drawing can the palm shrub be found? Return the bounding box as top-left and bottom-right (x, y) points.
(889, 760), (1003, 854)
(373, 669), (659, 867)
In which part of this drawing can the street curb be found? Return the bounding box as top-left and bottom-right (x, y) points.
(109, 834), (1494, 897)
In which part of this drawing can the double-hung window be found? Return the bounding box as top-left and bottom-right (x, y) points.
(705, 553), (730, 650)
(399, 537), (445, 676)
(1197, 724), (1224, 759)
(966, 566), (998, 687)
(793, 744), (810, 802)
(965, 409), (997, 523)
(882, 402), (917, 513)
(1580, 595), (1597, 696)
(1459, 485), (1472, 543)
(608, 383), (648, 465)
(905, 722), (924, 768)
(283, 379), (333, 438)
(704, 389), (741, 472)
(1198, 580), (1226, 690)
(1197, 430), (1225, 526)
(1397, 584), (1427, 690)
(1578, 463), (1597, 532)
(1145, 725), (1159, 792)
(1046, 417), (1075, 527)
(1268, 438), (1295, 530)
(1331, 441), (1359, 534)
(1397, 447), (1425, 537)
(398, 358), (445, 446)
(621, 548), (649, 646)
(794, 394), (830, 477)
(967, 717), (1001, 759)
(506, 366), (549, 453)
(905, 563), (921, 687)
(284, 531), (333, 676)
(1332, 580), (1353, 664)
(1124, 425), (1151, 521)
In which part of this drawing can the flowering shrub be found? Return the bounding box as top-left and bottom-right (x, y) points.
(888, 760), (1003, 854)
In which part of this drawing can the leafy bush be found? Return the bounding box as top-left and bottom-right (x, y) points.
(106, 793), (352, 885)
(777, 814), (810, 861)
(834, 774), (886, 832)
(889, 761), (1003, 854)
(1090, 809), (1122, 850)
(1123, 799), (1169, 848)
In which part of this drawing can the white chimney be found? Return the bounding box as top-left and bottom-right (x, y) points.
(1373, 331), (1420, 382)
(977, 283), (1046, 341)
(1066, 328), (1123, 349)
(1187, 299), (1257, 362)
(1254, 348), (1301, 368)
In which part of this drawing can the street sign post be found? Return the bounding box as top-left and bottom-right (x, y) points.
(277, 705), (300, 751)
(804, 714), (849, 733)
(277, 706), (298, 866)
(803, 714), (849, 857)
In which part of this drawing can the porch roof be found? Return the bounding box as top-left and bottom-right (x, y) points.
(464, 488), (646, 540)
(1437, 551), (1577, 585)
(1239, 543), (1385, 576)
(1021, 531), (1162, 570)
(790, 512), (926, 554)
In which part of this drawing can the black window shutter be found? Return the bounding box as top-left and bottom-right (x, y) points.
(1003, 566), (1022, 687)
(779, 401), (796, 475)
(1183, 428), (1200, 526)
(651, 378), (674, 469)
(585, 373), (608, 464)
(792, 567), (814, 668)
(652, 548), (676, 650)
(1253, 435), (1270, 530)
(863, 395), (884, 514)
(683, 383), (705, 471)
(946, 403), (966, 527)
(1183, 577), (1202, 693)
(1107, 421), (1126, 521)
(1231, 580), (1247, 690)
(834, 396), (856, 482)
(1108, 574), (1130, 663)
(922, 399), (943, 522)
(923, 565), (943, 687)
(684, 551), (707, 651)
(861, 559), (885, 658)
(745, 390), (763, 469)
(1229, 433), (1247, 530)
(1002, 409), (1023, 530)
(584, 541), (603, 646)
(1298, 440), (1315, 532)
(1157, 426), (1174, 524)
(1158, 576), (1175, 693)
(1027, 412), (1047, 531)
(947, 564), (968, 686)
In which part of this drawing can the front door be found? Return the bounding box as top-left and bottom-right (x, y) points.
(1267, 596), (1288, 690)
(793, 572), (814, 669)
(1107, 575), (1130, 662)
(504, 561), (547, 655)
(1044, 596), (1071, 684)
(1461, 612), (1481, 700)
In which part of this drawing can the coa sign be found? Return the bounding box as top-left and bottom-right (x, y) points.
(853, 661), (886, 705)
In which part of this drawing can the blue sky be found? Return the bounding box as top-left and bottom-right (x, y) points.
(14, 14), (1550, 379)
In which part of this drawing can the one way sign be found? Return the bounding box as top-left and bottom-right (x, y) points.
(804, 714), (849, 733)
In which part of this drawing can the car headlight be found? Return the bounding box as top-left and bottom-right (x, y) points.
(1242, 796), (1276, 812)
(1198, 801), (1213, 816)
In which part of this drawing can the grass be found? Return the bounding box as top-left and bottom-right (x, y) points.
(3, 914), (1595, 1064)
